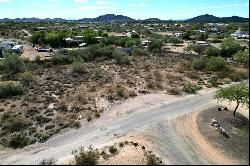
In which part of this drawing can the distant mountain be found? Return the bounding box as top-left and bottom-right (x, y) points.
(0, 14), (248, 23)
(93, 14), (134, 22)
(143, 18), (162, 22)
(187, 14), (249, 23)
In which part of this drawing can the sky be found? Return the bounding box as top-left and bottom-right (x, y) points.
(0, 0), (249, 20)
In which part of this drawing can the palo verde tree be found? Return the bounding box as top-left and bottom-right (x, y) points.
(214, 83), (249, 116)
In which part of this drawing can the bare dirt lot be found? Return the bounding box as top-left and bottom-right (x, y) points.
(21, 45), (52, 61)
(197, 108), (249, 165)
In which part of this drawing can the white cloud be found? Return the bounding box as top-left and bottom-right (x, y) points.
(96, 1), (113, 5)
(78, 5), (115, 11)
(73, 0), (87, 4)
(0, 0), (12, 3)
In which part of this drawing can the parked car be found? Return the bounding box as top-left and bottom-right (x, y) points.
(36, 45), (52, 52)
(12, 45), (24, 54)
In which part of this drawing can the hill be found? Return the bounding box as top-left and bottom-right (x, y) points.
(187, 14), (249, 23)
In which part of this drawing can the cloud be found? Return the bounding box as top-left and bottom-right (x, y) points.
(96, 1), (114, 5)
(0, 0), (12, 3)
(73, 0), (87, 4)
(78, 5), (115, 11)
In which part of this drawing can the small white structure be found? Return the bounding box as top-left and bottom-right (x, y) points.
(141, 40), (151, 47)
(79, 43), (87, 47)
(12, 45), (24, 54)
(196, 41), (208, 46)
(174, 33), (183, 38)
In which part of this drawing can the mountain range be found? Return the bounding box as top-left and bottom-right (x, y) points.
(0, 14), (248, 23)
(186, 14), (249, 23)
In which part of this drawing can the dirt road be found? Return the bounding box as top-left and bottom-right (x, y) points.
(0, 81), (248, 165)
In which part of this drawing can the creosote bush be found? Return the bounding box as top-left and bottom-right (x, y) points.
(18, 71), (36, 86)
(72, 146), (100, 165)
(0, 81), (25, 99)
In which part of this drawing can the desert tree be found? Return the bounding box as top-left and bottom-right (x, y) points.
(214, 83), (249, 116)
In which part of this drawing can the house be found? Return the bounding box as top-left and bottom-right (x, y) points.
(194, 30), (206, 33)
(64, 36), (84, 47)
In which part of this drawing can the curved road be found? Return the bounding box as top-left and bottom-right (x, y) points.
(0, 81), (248, 165)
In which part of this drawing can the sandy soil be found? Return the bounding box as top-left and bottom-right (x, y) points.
(99, 144), (147, 165)
(21, 45), (52, 61)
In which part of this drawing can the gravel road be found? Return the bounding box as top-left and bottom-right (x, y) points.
(0, 81), (248, 165)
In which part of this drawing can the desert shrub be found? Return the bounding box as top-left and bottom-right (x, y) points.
(220, 37), (242, 57)
(208, 76), (220, 87)
(50, 53), (72, 65)
(133, 48), (149, 56)
(204, 47), (220, 57)
(85, 45), (114, 61)
(73, 146), (100, 165)
(1, 116), (31, 133)
(182, 82), (198, 94)
(192, 56), (226, 71)
(167, 87), (182, 96)
(8, 132), (29, 149)
(148, 39), (164, 52)
(113, 51), (131, 65)
(206, 56), (226, 71)
(0, 81), (25, 99)
(192, 58), (206, 70)
(1, 53), (24, 74)
(33, 115), (51, 126)
(18, 71), (36, 86)
(109, 146), (118, 155)
(168, 37), (183, 45)
(185, 44), (204, 54)
(94, 69), (102, 79)
(72, 61), (86, 74)
(147, 154), (158, 165)
(233, 50), (249, 64)
(39, 158), (57, 165)
(34, 132), (50, 143)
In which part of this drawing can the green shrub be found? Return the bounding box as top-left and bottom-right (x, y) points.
(1, 53), (24, 74)
(204, 47), (220, 57)
(73, 146), (100, 165)
(85, 45), (114, 61)
(220, 37), (242, 57)
(0, 81), (25, 99)
(39, 158), (57, 165)
(50, 53), (72, 65)
(206, 56), (226, 71)
(148, 39), (164, 52)
(1, 116), (31, 133)
(8, 132), (29, 149)
(192, 58), (206, 70)
(233, 50), (249, 64)
(147, 154), (158, 165)
(168, 37), (183, 45)
(133, 48), (149, 56)
(72, 61), (86, 74)
(182, 82), (198, 94)
(18, 71), (36, 86)
(113, 51), (131, 65)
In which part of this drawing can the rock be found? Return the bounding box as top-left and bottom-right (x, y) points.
(223, 107), (228, 111)
(218, 107), (222, 111)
